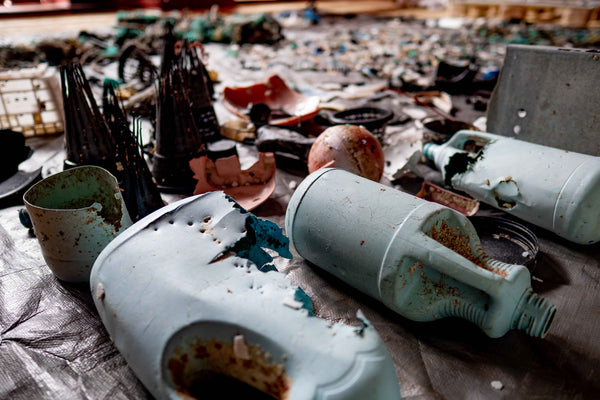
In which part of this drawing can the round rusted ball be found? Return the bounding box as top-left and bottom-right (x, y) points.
(308, 124), (385, 181)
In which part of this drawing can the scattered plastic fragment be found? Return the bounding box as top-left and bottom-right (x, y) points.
(0, 64), (63, 137)
(416, 181), (480, 216)
(223, 75), (321, 126)
(189, 152), (276, 211)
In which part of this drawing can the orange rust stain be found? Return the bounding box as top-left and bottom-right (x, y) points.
(429, 220), (507, 277)
(167, 337), (291, 400)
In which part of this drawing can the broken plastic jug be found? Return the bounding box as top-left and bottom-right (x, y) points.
(286, 168), (556, 339)
(423, 130), (600, 245)
(91, 191), (400, 400)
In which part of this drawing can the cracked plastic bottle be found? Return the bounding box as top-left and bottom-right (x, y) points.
(286, 168), (556, 339)
(423, 130), (600, 245)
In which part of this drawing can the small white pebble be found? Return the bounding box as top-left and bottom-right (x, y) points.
(522, 251), (530, 257)
(491, 380), (504, 390)
(233, 334), (250, 359)
(288, 180), (298, 190)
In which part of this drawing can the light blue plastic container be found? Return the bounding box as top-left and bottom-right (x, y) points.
(423, 130), (600, 245)
(91, 191), (400, 400)
(286, 168), (556, 339)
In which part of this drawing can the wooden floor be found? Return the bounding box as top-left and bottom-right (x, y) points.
(0, 1), (449, 37)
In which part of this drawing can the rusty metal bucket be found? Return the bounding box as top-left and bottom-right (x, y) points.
(23, 166), (132, 282)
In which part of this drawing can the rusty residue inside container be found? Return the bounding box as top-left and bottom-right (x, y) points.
(428, 220), (507, 277)
(168, 338), (291, 400)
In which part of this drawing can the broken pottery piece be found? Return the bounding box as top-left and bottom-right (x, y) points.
(416, 181), (480, 216)
(223, 75), (321, 126)
(286, 168), (556, 339)
(23, 166), (132, 282)
(189, 152), (276, 210)
(90, 192), (400, 400)
(423, 130), (600, 244)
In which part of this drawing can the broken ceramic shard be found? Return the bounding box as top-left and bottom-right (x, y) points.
(23, 166), (132, 282)
(90, 191), (400, 400)
(423, 130), (600, 244)
(189, 151), (276, 211)
(223, 74), (321, 126)
(286, 168), (556, 338)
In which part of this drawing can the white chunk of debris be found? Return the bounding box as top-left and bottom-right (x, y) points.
(96, 283), (105, 300)
(288, 180), (298, 190)
(233, 334), (250, 359)
(282, 296), (304, 310)
(491, 380), (504, 390)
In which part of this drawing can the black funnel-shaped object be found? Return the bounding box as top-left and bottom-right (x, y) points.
(159, 20), (177, 78)
(102, 82), (164, 221)
(60, 63), (117, 172)
(152, 57), (205, 193)
(179, 44), (221, 143)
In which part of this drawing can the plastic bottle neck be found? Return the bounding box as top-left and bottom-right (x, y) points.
(512, 291), (556, 338)
(422, 142), (440, 161)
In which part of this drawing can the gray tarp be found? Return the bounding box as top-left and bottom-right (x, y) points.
(1, 151), (599, 399)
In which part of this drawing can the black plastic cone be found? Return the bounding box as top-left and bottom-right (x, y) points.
(60, 62), (117, 172)
(103, 83), (164, 221)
